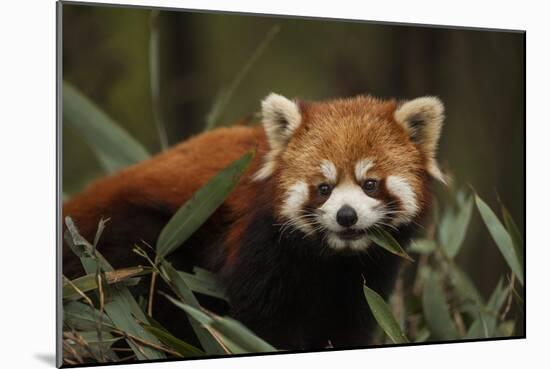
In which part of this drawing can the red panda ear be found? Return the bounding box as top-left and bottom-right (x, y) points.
(394, 96), (446, 183)
(261, 93), (302, 151)
(252, 93), (302, 181)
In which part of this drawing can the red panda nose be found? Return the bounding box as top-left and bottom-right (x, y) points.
(336, 205), (358, 227)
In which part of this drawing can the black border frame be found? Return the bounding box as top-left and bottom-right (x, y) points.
(56, 1), (527, 368)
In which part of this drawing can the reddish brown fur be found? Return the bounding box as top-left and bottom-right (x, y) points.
(63, 126), (267, 276)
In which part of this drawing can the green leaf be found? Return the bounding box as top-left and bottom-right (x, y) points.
(209, 315), (276, 353)
(64, 217), (166, 360)
(475, 195), (524, 285)
(63, 266), (151, 300)
(466, 278), (508, 339)
(148, 9), (169, 150)
(165, 296), (251, 353)
(501, 204), (524, 270)
(363, 285), (409, 344)
(63, 303), (117, 362)
(367, 228), (413, 261)
(63, 274), (100, 300)
(498, 320), (516, 336)
(409, 239), (436, 254)
(448, 263), (485, 308)
(466, 312), (490, 339)
(74, 331), (122, 346)
(65, 330), (121, 362)
(438, 192), (473, 258)
(142, 324), (205, 357)
(178, 268), (227, 302)
(63, 81), (150, 173)
(156, 151), (254, 259)
(422, 270), (458, 340)
(414, 328), (431, 343)
(163, 296), (276, 353)
(487, 278), (509, 313)
(205, 25), (280, 130)
(159, 261), (226, 355)
(63, 301), (114, 331)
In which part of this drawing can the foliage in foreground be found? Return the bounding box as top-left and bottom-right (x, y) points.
(62, 160), (524, 365)
(61, 15), (524, 365)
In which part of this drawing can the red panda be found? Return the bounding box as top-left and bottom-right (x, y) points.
(63, 93), (445, 350)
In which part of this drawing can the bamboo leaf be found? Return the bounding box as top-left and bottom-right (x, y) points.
(409, 239), (436, 254)
(163, 296), (276, 353)
(178, 268), (228, 302)
(148, 10), (169, 150)
(363, 285), (409, 344)
(486, 278), (509, 318)
(498, 320), (516, 336)
(64, 217), (166, 360)
(63, 81), (150, 173)
(466, 278), (508, 338)
(475, 195), (524, 285)
(76, 331), (119, 344)
(414, 328), (430, 343)
(501, 203), (524, 270)
(367, 228), (413, 261)
(209, 315), (276, 353)
(448, 263), (485, 308)
(438, 192), (473, 258)
(142, 324), (205, 357)
(65, 330), (120, 362)
(422, 270), (458, 340)
(466, 312), (490, 339)
(159, 261), (226, 355)
(63, 301), (114, 331)
(73, 331), (122, 348)
(63, 266), (151, 300)
(156, 151), (254, 259)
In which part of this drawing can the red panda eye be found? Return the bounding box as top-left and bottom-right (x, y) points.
(363, 179), (379, 194)
(318, 183), (332, 197)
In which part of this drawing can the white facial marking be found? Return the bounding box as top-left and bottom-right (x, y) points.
(386, 175), (418, 225)
(280, 181), (311, 233)
(319, 182), (383, 251)
(327, 233), (347, 250)
(320, 183), (382, 232)
(320, 160), (338, 183)
(355, 158), (375, 182)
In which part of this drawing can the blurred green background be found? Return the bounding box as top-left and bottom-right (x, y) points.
(62, 3), (524, 299)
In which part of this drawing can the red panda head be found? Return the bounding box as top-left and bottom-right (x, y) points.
(254, 93), (445, 251)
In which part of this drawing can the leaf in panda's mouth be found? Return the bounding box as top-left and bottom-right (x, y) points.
(367, 228), (414, 262)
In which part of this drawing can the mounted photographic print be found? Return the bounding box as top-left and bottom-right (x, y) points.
(57, 1), (526, 367)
